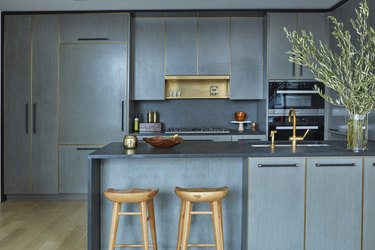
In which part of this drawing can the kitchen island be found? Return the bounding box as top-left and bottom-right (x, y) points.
(88, 141), (375, 250)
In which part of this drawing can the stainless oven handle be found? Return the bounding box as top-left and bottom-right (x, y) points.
(276, 126), (319, 130)
(276, 90), (319, 94)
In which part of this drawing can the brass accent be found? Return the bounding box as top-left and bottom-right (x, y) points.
(165, 76), (230, 99)
(288, 108), (309, 148)
(270, 130), (277, 149)
(123, 135), (138, 149)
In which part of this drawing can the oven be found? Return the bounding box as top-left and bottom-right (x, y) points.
(269, 80), (325, 115)
(268, 80), (325, 141)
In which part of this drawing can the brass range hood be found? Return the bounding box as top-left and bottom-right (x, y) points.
(165, 75), (230, 99)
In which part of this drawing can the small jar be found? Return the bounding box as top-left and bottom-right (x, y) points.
(123, 135), (138, 149)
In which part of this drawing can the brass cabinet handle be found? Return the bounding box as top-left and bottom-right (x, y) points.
(258, 164), (298, 167)
(315, 163), (356, 167)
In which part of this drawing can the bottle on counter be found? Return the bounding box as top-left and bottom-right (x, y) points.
(133, 113), (139, 133)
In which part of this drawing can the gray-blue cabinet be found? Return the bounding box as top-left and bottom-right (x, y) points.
(198, 17), (230, 75)
(363, 157), (375, 250)
(165, 17), (198, 75)
(59, 43), (128, 145)
(133, 18), (165, 100)
(165, 17), (230, 76)
(305, 157), (362, 250)
(230, 17), (264, 100)
(267, 13), (327, 80)
(60, 13), (129, 43)
(247, 158), (305, 250)
(3, 15), (59, 195)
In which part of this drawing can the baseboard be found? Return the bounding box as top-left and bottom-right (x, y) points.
(5, 193), (87, 201)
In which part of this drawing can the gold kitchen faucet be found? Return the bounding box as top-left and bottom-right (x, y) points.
(288, 108), (309, 148)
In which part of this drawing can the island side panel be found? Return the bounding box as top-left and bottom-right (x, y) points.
(100, 157), (243, 249)
(88, 158), (101, 250)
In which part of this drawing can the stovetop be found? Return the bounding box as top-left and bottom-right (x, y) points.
(165, 127), (231, 134)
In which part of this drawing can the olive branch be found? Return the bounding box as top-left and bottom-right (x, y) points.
(284, 0), (375, 116)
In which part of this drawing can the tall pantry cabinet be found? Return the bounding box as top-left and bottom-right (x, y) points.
(3, 15), (59, 194)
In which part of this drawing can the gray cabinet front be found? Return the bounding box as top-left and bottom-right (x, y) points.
(230, 17), (264, 100)
(133, 18), (165, 100)
(363, 157), (375, 250)
(247, 158), (305, 250)
(306, 157), (362, 250)
(59, 146), (98, 193)
(59, 44), (127, 144)
(4, 15), (58, 194)
(60, 13), (128, 43)
(267, 13), (326, 80)
(165, 17), (198, 75)
(198, 17), (230, 75)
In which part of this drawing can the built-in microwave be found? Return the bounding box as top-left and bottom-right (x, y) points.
(268, 80), (325, 115)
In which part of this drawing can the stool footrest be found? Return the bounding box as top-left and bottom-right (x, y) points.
(115, 244), (154, 248)
(187, 243), (216, 247)
(118, 212), (141, 216)
(191, 211), (212, 215)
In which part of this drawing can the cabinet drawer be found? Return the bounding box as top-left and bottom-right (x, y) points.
(59, 146), (100, 194)
(60, 13), (128, 43)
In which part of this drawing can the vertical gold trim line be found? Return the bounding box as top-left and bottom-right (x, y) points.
(57, 15), (61, 194)
(361, 158), (364, 250)
(29, 16), (34, 193)
(196, 17), (199, 75)
(303, 158), (307, 250)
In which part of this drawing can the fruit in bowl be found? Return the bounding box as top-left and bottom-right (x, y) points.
(234, 111), (247, 121)
(143, 134), (183, 148)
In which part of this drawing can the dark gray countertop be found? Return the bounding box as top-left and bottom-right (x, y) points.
(132, 129), (266, 136)
(89, 140), (375, 159)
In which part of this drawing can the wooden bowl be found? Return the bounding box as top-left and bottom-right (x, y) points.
(143, 135), (183, 148)
(234, 111), (247, 121)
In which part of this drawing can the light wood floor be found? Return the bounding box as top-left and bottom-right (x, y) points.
(0, 200), (87, 250)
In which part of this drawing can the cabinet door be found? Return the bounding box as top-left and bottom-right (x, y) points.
(198, 17), (230, 75)
(306, 158), (362, 250)
(31, 15), (59, 194)
(59, 44), (127, 144)
(363, 157), (375, 250)
(230, 17), (263, 100)
(3, 15), (32, 194)
(60, 13), (128, 43)
(59, 146), (98, 193)
(297, 13), (327, 79)
(165, 18), (197, 75)
(267, 13), (297, 79)
(247, 158), (305, 250)
(133, 18), (165, 100)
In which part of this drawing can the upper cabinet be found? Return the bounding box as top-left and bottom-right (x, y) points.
(198, 17), (230, 75)
(165, 18), (198, 75)
(165, 17), (230, 76)
(60, 13), (129, 43)
(133, 18), (165, 100)
(267, 13), (327, 80)
(230, 17), (264, 100)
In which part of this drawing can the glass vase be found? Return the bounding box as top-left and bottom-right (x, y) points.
(346, 113), (368, 152)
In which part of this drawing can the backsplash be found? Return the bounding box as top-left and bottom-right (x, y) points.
(134, 99), (264, 130)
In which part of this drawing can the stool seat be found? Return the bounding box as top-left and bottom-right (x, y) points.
(175, 187), (229, 202)
(104, 188), (159, 203)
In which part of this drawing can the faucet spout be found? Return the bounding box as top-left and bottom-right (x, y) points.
(288, 108), (297, 138)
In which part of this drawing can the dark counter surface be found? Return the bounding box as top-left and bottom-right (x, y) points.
(89, 140), (375, 159)
(132, 129), (266, 136)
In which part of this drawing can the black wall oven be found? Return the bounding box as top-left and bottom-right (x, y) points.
(268, 80), (325, 141)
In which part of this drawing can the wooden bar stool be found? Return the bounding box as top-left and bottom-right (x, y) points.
(174, 186), (229, 250)
(104, 188), (159, 250)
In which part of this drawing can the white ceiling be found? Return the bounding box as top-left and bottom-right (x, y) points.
(0, 0), (343, 12)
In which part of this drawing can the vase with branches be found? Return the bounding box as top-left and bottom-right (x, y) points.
(284, 0), (375, 151)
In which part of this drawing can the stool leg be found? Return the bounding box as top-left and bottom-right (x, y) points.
(140, 201), (149, 250)
(211, 201), (224, 250)
(181, 201), (192, 250)
(176, 200), (186, 250)
(108, 202), (122, 250)
(148, 199), (158, 250)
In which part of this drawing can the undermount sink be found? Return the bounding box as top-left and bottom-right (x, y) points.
(251, 141), (330, 148)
